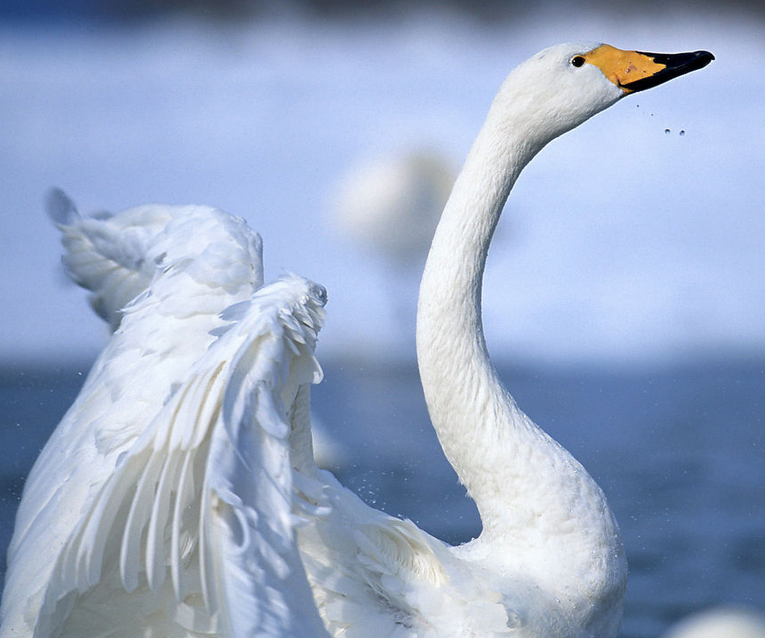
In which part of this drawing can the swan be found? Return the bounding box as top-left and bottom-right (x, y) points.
(332, 149), (454, 266)
(331, 149), (455, 349)
(0, 42), (713, 638)
(663, 607), (765, 638)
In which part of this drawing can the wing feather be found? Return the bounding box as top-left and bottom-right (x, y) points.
(145, 448), (180, 591)
(46, 190), (176, 330)
(119, 446), (166, 592)
(31, 275), (330, 638)
(200, 276), (330, 638)
(2, 202), (269, 638)
(170, 448), (197, 600)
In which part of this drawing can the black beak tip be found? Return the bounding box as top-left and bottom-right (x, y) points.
(670, 50), (715, 74)
(626, 48), (715, 92)
(695, 50), (715, 67)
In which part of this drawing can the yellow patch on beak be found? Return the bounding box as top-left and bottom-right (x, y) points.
(584, 44), (665, 93)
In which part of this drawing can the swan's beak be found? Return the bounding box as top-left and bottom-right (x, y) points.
(585, 44), (714, 94)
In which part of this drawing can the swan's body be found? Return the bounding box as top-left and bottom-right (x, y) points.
(0, 42), (711, 638)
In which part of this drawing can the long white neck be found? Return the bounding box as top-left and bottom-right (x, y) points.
(416, 85), (625, 605)
(416, 94), (544, 530)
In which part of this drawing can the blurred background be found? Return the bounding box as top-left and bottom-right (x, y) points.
(0, 1), (764, 637)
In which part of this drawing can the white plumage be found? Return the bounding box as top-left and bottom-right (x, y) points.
(1, 42), (711, 638)
(663, 607), (765, 638)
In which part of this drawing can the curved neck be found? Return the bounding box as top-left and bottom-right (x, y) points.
(415, 97), (621, 558)
(416, 103), (540, 526)
(418, 58), (627, 634)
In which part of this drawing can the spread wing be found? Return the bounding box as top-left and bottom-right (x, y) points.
(48, 189), (172, 330)
(1, 201), (265, 637)
(4, 194), (507, 638)
(27, 276), (330, 638)
(46, 189), (266, 332)
(202, 279), (330, 637)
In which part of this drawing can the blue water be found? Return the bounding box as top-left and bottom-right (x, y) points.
(1, 357), (764, 637)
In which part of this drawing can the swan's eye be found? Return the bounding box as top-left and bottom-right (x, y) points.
(571, 55), (586, 68)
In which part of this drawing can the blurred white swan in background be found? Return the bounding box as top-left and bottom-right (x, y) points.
(331, 149), (455, 349)
(0, 42), (712, 638)
(332, 150), (454, 266)
(664, 606), (765, 638)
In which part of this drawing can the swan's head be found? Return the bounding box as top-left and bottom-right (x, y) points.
(492, 42), (713, 148)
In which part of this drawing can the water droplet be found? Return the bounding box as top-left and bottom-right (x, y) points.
(679, 130), (686, 136)
(664, 128), (671, 135)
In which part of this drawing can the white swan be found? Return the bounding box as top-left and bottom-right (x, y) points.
(331, 149), (455, 350)
(663, 607), (765, 638)
(0, 42), (712, 638)
(332, 150), (454, 266)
